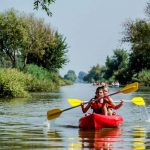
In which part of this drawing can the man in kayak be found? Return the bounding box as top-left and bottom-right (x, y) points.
(81, 86), (107, 115)
(103, 86), (124, 116)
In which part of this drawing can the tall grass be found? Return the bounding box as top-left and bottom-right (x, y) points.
(0, 65), (72, 98)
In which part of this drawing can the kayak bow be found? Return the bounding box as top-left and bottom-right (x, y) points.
(79, 113), (124, 130)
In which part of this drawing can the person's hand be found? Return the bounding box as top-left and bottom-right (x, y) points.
(120, 100), (124, 105)
(96, 97), (103, 102)
(81, 102), (85, 106)
(88, 99), (93, 105)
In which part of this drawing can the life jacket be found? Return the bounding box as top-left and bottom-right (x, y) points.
(104, 96), (114, 109)
(91, 97), (104, 114)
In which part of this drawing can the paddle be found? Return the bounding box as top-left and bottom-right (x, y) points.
(68, 97), (145, 107)
(131, 97), (145, 106)
(47, 82), (139, 120)
(68, 82), (139, 106)
(107, 82), (138, 96)
(47, 104), (85, 120)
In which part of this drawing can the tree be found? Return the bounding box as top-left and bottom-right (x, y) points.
(0, 9), (69, 71)
(22, 14), (52, 68)
(78, 71), (87, 82)
(34, 0), (56, 16)
(145, 2), (150, 18)
(26, 28), (68, 71)
(0, 9), (28, 68)
(84, 64), (106, 83)
(64, 70), (77, 82)
(39, 32), (68, 71)
(122, 19), (150, 75)
(104, 49), (129, 84)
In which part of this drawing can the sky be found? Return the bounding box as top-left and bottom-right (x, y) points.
(0, 0), (148, 76)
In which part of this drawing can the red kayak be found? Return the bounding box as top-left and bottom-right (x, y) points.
(79, 113), (124, 130)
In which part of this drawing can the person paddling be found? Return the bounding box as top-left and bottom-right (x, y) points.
(81, 86), (107, 115)
(81, 85), (124, 116)
(103, 86), (124, 116)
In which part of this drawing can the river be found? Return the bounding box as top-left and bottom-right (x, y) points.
(0, 83), (150, 149)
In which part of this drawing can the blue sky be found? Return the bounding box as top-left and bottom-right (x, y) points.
(0, 0), (148, 76)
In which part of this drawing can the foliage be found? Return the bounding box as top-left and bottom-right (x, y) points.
(0, 9), (28, 68)
(145, 2), (150, 18)
(64, 70), (77, 82)
(122, 19), (150, 75)
(83, 64), (106, 83)
(34, 0), (56, 16)
(0, 68), (30, 97)
(25, 64), (67, 90)
(0, 66), (69, 98)
(0, 10), (69, 71)
(104, 49), (129, 84)
(133, 69), (150, 86)
(25, 64), (52, 81)
(78, 71), (87, 82)
(30, 31), (69, 71)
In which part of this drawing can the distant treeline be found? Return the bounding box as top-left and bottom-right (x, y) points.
(80, 3), (150, 86)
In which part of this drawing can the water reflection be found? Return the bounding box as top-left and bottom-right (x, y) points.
(78, 128), (122, 149)
(132, 127), (146, 150)
(0, 84), (150, 149)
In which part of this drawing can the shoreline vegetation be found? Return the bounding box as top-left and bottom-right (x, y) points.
(0, 3), (150, 98)
(0, 66), (72, 98)
(0, 9), (72, 98)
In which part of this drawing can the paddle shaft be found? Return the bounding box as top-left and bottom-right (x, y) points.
(108, 91), (120, 96)
(62, 104), (83, 112)
(65, 83), (138, 111)
(48, 82), (138, 120)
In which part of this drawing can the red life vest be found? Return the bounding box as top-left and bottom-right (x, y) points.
(91, 98), (104, 113)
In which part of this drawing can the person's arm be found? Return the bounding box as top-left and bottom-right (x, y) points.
(104, 96), (124, 110)
(114, 100), (124, 110)
(81, 99), (93, 113)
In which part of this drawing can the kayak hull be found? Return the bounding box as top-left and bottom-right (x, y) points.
(79, 113), (124, 130)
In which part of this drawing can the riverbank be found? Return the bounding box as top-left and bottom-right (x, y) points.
(0, 67), (72, 98)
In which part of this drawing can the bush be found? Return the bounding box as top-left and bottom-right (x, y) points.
(0, 68), (30, 97)
(24, 64), (69, 90)
(137, 69), (150, 86)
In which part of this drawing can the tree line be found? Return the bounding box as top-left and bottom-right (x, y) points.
(0, 9), (71, 97)
(65, 2), (150, 86)
(0, 9), (68, 71)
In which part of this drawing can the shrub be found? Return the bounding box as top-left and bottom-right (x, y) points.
(137, 69), (150, 86)
(0, 68), (30, 97)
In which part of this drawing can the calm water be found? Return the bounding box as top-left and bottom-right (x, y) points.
(0, 83), (150, 150)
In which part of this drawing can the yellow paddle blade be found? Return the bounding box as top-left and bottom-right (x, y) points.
(68, 98), (84, 107)
(120, 82), (139, 94)
(131, 97), (145, 106)
(47, 108), (62, 120)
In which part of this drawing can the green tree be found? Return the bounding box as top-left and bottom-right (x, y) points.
(145, 2), (150, 18)
(84, 64), (106, 83)
(0, 9), (28, 68)
(25, 28), (68, 71)
(104, 49), (129, 84)
(39, 32), (68, 71)
(64, 70), (77, 82)
(0, 10), (69, 71)
(122, 19), (150, 75)
(34, 0), (56, 16)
